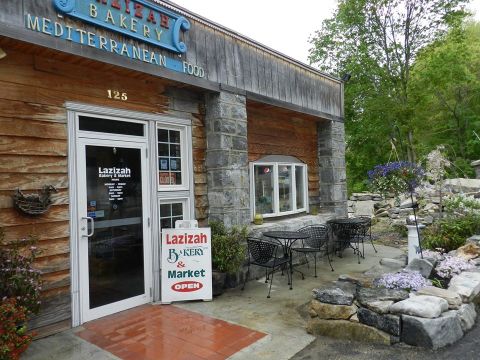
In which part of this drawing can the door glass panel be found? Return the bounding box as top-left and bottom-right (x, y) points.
(85, 145), (144, 309)
(278, 165), (293, 212)
(159, 202), (184, 229)
(79, 116), (144, 136)
(254, 165), (274, 214)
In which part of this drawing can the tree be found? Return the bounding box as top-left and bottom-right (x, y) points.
(409, 22), (480, 175)
(309, 0), (469, 191)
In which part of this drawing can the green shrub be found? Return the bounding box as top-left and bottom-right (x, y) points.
(210, 221), (247, 274)
(423, 214), (480, 252)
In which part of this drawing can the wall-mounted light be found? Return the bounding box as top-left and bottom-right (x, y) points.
(341, 73), (351, 82)
(0, 47), (6, 60)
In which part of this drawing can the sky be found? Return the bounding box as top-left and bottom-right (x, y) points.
(170, 0), (480, 65)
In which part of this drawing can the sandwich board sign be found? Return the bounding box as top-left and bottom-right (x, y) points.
(161, 221), (212, 303)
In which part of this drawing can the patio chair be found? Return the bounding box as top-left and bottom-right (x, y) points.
(330, 221), (364, 264)
(292, 225), (334, 277)
(242, 237), (291, 298)
(357, 216), (377, 253)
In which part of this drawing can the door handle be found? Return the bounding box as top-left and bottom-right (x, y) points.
(81, 216), (95, 237)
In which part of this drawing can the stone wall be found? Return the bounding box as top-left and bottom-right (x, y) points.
(205, 90), (250, 227)
(307, 248), (480, 349)
(318, 121), (348, 217)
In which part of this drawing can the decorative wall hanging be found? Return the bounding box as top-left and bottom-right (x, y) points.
(13, 185), (57, 216)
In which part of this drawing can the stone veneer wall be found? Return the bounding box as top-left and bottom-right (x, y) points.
(205, 90), (250, 226)
(318, 121), (348, 217)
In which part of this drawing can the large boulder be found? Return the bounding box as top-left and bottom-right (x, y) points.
(456, 243), (480, 261)
(443, 303), (477, 333)
(312, 284), (355, 306)
(306, 318), (395, 345)
(310, 300), (357, 320)
(444, 178), (480, 193)
(448, 271), (480, 302)
(401, 312), (464, 349)
(337, 274), (375, 288)
(357, 307), (401, 336)
(389, 295), (448, 318)
(405, 258), (435, 278)
(364, 300), (394, 315)
(416, 286), (462, 310)
(356, 288), (409, 307)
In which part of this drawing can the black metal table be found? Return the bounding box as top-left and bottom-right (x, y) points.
(262, 231), (310, 290)
(326, 218), (368, 263)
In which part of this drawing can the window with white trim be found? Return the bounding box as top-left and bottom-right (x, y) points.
(157, 125), (189, 191)
(250, 156), (308, 218)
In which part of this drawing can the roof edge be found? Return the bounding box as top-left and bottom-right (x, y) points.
(152, 0), (342, 84)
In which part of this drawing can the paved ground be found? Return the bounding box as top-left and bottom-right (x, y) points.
(28, 244), (476, 360)
(293, 319), (480, 360)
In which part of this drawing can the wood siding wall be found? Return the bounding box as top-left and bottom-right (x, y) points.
(247, 105), (320, 203)
(0, 42), (207, 336)
(0, 0), (343, 120)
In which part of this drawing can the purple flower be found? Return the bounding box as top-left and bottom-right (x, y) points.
(435, 256), (474, 279)
(375, 270), (431, 291)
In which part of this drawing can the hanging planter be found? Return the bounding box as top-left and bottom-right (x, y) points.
(12, 185), (57, 216)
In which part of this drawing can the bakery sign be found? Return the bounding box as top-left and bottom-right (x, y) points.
(24, 0), (205, 78)
(161, 227), (212, 303)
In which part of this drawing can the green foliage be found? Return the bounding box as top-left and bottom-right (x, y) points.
(210, 221), (247, 274)
(423, 214), (480, 252)
(444, 194), (480, 215)
(0, 230), (42, 315)
(0, 298), (34, 360)
(308, 0), (474, 192)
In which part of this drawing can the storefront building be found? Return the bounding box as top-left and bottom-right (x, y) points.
(0, 0), (346, 336)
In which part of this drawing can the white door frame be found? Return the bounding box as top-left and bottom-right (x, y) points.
(76, 137), (152, 323)
(68, 103), (154, 326)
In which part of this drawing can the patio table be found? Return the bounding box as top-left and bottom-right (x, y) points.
(262, 231), (310, 290)
(326, 218), (367, 262)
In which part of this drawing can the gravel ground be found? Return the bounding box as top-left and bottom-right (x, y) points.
(292, 314), (480, 360)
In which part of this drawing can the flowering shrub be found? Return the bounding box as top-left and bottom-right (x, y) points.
(423, 214), (480, 252)
(367, 161), (425, 197)
(0, 298), (34, 360)
(444, 194), (480, 216)
(374, 270), (431, 291)
(435, 255), (474, 279)
(0, 231), (42, 315)
(422, 249), (443, 261)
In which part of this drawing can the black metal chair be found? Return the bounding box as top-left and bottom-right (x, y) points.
(292, 225), (334, 276)
(330, 221), (364, 264)
(242, 237), (291, 298)
(357, 216), (377, 253)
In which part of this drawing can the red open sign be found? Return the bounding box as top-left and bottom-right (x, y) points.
(171, 281), (203, 292)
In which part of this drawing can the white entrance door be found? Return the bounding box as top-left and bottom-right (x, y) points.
(76, 137), (152, 322)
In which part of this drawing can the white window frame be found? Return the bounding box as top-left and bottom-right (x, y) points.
(158, 197), (191, 231)
(250, 161), (309, 220)
(156, 123), (190, 191)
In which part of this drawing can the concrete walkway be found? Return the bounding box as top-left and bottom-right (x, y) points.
(23, 244), (402, 360)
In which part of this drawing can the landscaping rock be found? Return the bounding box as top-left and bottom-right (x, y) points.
(312, 287), (354, 306)
(444, 178), (480, 193)
(350, 313), (359, 322)
(416, 286), (462, 309)
(337, 274), (374, 288)
(379, 258), (406, 269)
(405, 258), (435, 278)
(389, 295), (448, 318)
(400, 198), (417, 208)
(448, 271), (480, 302)
(456, 243), (480, 260)
(356, 288), (409, 307)
(306, 318), (394, 345)
(457, 303), (477, 332)
(467, 235), (480, 245)
(401, 312), (463, 349)
(357, 307), (401, 336)
(310, 300), (357, 320)
(364, 264), (400, 278)
(364, 300), (394, 315)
